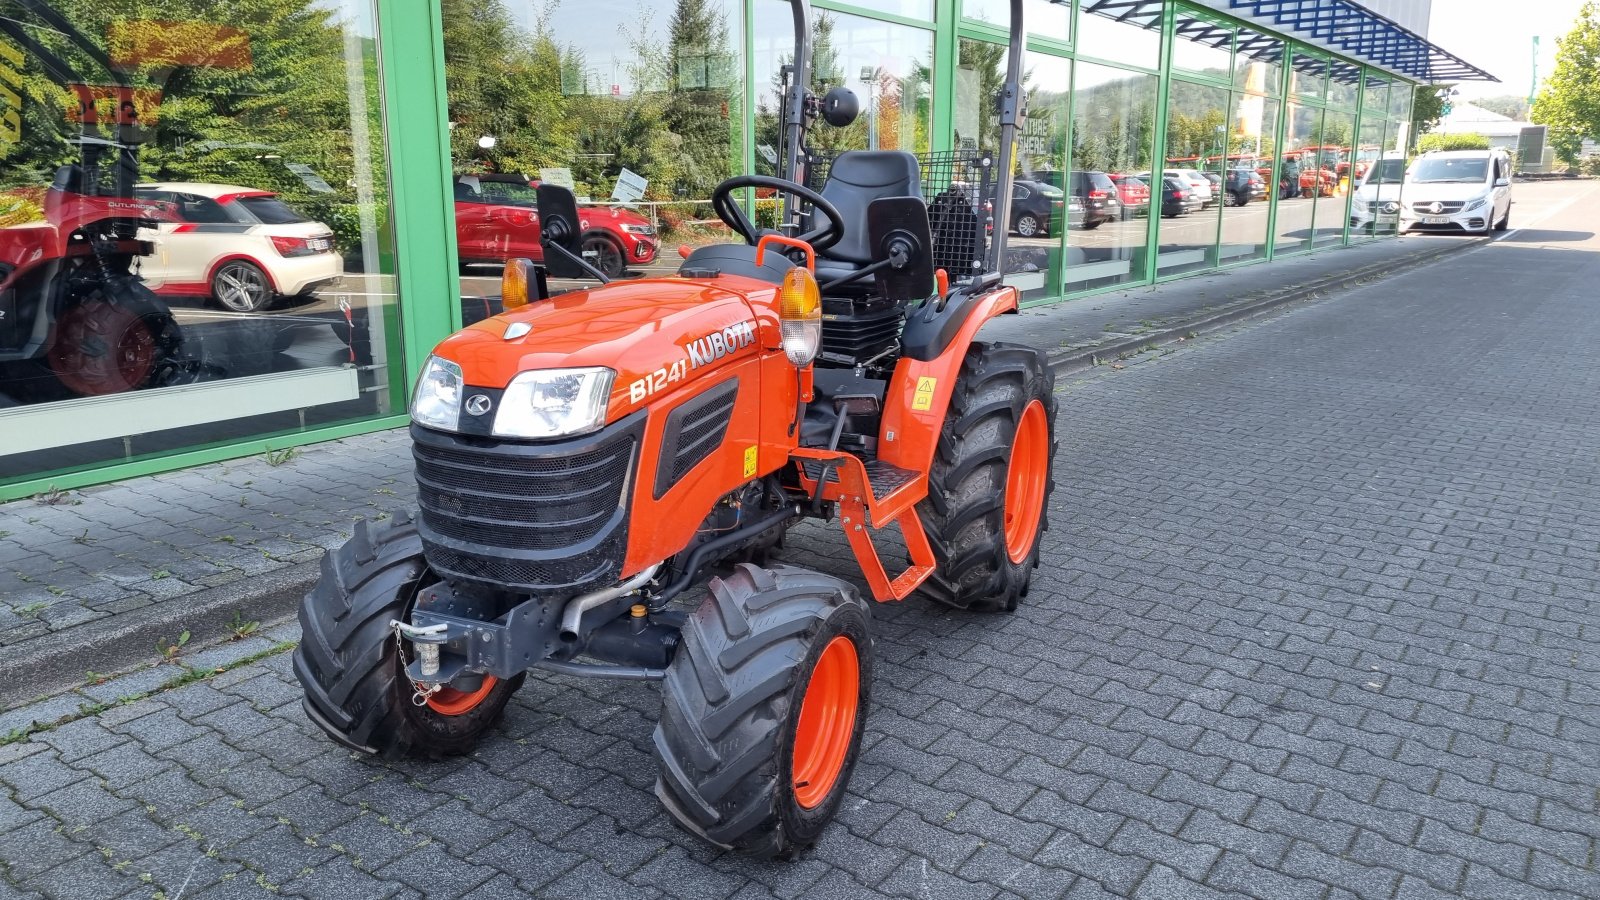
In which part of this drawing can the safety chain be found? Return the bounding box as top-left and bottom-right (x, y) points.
(390, 620), (442, 707)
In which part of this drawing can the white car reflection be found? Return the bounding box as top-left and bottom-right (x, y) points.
(134, 183), (342, 313)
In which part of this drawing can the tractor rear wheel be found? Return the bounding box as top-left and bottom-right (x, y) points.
(654, 563), (871, 858)
(293, 512), (523, 760)
(917, 342), (1057, 612)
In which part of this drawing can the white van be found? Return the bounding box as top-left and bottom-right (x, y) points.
(1348, 152), (1406, 232)
(1399, 148), (1513, 235)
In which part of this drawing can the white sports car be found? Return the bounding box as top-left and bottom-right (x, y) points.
(134, 182), (342, 312)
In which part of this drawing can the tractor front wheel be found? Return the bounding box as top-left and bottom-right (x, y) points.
(654, 563), (871, 858)
(293, 512), (523, 760)
(917, 342), (1058, 612)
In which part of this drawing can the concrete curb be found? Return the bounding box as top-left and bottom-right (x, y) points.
(1, 561), (316, 709)
(1046, 237), (1486, 376)
(3, 235), (1485, 709)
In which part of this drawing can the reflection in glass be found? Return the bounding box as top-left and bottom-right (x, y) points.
(448, 0), (744, 293)
(1235, 29), (1282, 94)
(1219, 94), (1276, 263)
(964, 0), (1070, 41)
(1350, 99), (1397, 240)
(1075, 2), (1161, 69)
(0, 0), (395, 483)
(1314, 110), (1355, 246)
(1064, 62), (1156, 292)
(1157, 82), (1229, 276)
(1275, 103), (1323, 253)
(755, 9), (932, 174)
(1171, 14), (1232, 79)
(1290, 51), (1328, 99)
(1009, 54), (1069, 299)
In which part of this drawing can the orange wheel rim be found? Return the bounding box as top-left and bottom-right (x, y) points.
(1003, 400), (1049, 564)
(425, 676), (498, 716)
(791, 635), (859, 809)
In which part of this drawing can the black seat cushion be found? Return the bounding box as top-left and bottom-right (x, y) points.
(818, 151), (923, 268)
(679, 243), (795, 284)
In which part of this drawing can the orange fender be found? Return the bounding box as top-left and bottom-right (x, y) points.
(877, 284), (1019, 473)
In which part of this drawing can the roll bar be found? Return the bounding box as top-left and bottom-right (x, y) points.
(986, 0), (1026, 275)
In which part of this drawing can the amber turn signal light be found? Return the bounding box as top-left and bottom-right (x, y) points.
(502, 258), (536, 309)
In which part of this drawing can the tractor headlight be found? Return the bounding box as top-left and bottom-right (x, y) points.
(411, 355), (463, 432)
(777, 267), (822, 367)
(493, 367), (615, 439)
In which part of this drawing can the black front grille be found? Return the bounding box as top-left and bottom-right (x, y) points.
(412, 412), (645, 595)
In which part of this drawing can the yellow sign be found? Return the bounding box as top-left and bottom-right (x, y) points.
(911, 376), (937, 411)
(743, 446), (758, 478)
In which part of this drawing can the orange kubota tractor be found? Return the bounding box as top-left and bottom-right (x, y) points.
(294, 0), (1054, 858)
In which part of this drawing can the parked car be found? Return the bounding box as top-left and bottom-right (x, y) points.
(1159, 176), (1201, 218)
(1222, 168), (1257, 206)
(1010, 179), (1066, 237)
(1348, 151), (1406, 232)
(1145, 168), (1214, 208)
(1107, 174), (1150, 219)
(1399, 148), (1513, 235)
(1066, 170), (1121, 229)
(133, 183), (341, 313)
(453, 174), (658, 277)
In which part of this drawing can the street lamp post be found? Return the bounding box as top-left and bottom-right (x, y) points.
(859, 66), (878, 151)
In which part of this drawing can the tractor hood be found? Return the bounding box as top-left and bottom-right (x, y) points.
(430, 275), (782, 424)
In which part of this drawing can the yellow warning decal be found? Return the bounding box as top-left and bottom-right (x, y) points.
(911, 376), (938, 411)
(743, 445), (759, 478)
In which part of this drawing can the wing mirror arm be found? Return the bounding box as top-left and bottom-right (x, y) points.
(540, 217), (611, 284)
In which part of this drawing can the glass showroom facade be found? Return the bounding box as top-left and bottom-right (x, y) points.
(0, 0), (1420, 498)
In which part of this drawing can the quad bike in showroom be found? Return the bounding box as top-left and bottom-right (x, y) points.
(0, 12), (193, 399)
(295, 0), (1055, 858)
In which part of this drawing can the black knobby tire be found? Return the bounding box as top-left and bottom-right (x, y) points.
(916, 342), (1058, 612)
(654, 563), (872, 858)
(293, 512), (523, 760)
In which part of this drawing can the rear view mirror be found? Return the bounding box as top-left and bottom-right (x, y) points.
(867, 196), (934, 304)
(1494, 178), (1510, 188)
(535, 183), (588, 279)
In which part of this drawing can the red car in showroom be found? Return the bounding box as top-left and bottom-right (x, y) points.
(453, 174), (658, 277)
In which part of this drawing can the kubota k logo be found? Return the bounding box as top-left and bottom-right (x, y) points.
(464, 394), (492, 416)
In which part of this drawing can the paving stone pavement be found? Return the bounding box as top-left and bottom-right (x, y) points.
(3, 216), (1600, 896)
(0, 429), (416, 649)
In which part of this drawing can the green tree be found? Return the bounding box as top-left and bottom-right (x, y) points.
(1410, 83), (1456, 138)
(1532, 0), (1600, 165)
(1417, 132), (1492, 152)
(442, 0), (575, 176)
(662, 0), (735, 198)
(1473, 94), (1531, 120)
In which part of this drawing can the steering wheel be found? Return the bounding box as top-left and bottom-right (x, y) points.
(710, 175), (845, 253)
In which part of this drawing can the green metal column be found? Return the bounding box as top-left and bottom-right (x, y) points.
(932, 0), (959, 152)
(375, 0), (462, 388)
(1263, 44), (1291, 260)
(1140, 0), (1176, 283)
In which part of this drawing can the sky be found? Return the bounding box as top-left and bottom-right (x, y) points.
(1425, 0), (1590, 101)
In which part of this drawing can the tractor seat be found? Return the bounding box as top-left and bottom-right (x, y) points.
(814, 151), (923, 288)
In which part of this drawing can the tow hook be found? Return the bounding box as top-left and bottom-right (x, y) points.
(390, 620), (449, 706)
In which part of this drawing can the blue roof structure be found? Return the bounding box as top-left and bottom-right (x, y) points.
(1082, 0), (1498, 83)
